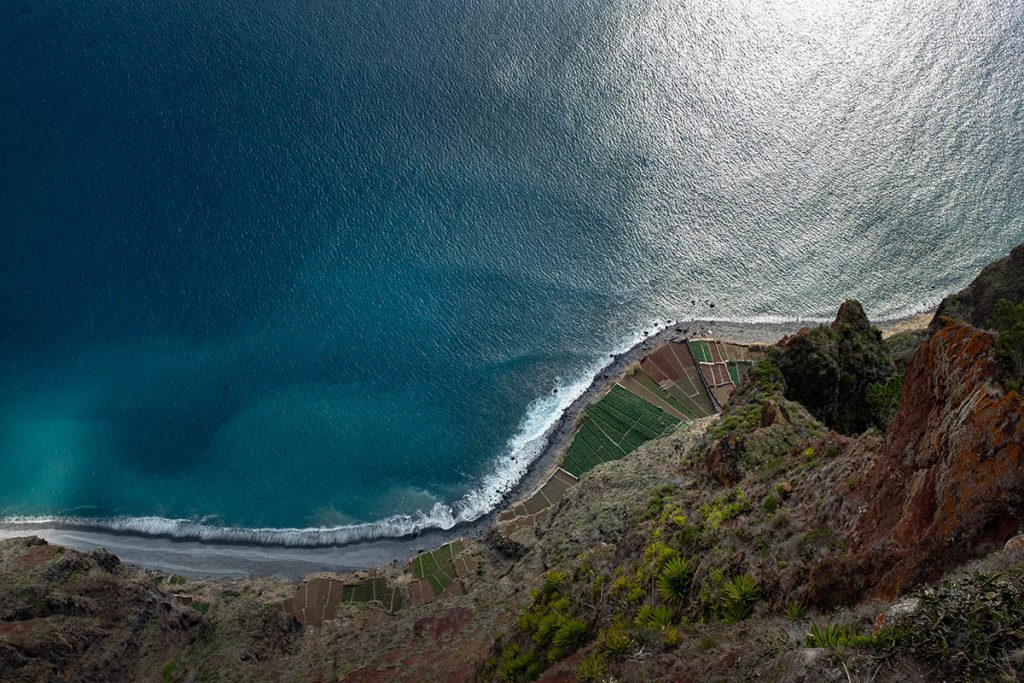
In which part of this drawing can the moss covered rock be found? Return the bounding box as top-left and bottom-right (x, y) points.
(771, 300), (895, 434)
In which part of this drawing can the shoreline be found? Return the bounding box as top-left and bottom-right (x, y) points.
(0, 310), (933, 580)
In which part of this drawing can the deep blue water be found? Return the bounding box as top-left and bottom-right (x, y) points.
(2, 0), (1024, 543)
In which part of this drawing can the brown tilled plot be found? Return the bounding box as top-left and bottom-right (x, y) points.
(283, 577), (345, 627)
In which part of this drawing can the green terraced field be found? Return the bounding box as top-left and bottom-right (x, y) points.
(412, 541), (463, 596)
(632, 371), (695, 419)
(561, 385), (680, 477)
(689, 340), (714, 363)
(726, 360), (753, 385)
(340, 577), (403, 611)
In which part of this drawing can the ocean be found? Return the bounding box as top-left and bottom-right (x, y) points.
(2, 0), (1023, 545)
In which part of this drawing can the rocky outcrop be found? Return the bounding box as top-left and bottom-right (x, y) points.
(0, 536), (201, 682)
(772, 300), (896, 434)
(809, 316), (1024, 605)
(933, 243), (1024, 330)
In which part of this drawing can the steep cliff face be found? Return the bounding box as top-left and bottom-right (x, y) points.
(932, 243), (1024, 330)
(810, 316), (1024, 605)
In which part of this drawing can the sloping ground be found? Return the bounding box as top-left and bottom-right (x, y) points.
(279, 541), (482, 627)
(0, 537), (202, 682)
(496, 468), (578, 535)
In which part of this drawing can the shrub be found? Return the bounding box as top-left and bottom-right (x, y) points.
(700, 488), (748, 530)
(721, 574), (760, 623)
(989, 298), (1024, 332)
(661, 625), (682, 647)
(995, 324), (1024, 392)
(538, 571), (566, 601)
(753, 359), (786, 393)
(576, 654), (608, 681)
(533, 611), (567, 646)
(866, 374), (903, 429)
(989, 298), (1024, 392)
(643, 541), (680, 574)
(896, 570), (1024, 679)
(498, 644), (543, 681)
(658, 557), (694, 605)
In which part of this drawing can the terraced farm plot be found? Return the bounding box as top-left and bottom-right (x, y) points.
(497, 467), (578, 531)
(560, 385), (680, 477)
(283, 576), (403, 625)
(412, 541), (462, 597)
(619, 372), (692, 421)
(340, 577), (402, 611)
(727, 360), (753, 385)
(640, 342), (717, 418)
(689, 340), (715, 363)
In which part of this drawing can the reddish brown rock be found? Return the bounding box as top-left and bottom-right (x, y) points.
(413, 607), (474, 641)
(810, 317), (1024, 605)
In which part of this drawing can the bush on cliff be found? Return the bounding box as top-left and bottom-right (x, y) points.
(990, 298), (1024, 392)
(865, 374), (903, 429)
(771, 300), (896, 434)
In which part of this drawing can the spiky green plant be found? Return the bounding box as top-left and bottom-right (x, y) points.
(806, 622), (853, 647)
(661, 625), (682, 648)
(552, 617), (589, 652)
(576, 653), (608, 681)
(597, 626), (633, 659)
(721, 573), (760, 623)
(537, 570), (566, 601)
(658, 556), (693, 605)
(783, 599), (807, 621)
(635, 604), (674, 629)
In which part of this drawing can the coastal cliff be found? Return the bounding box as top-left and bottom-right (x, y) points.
(3, 246), (1024, 682)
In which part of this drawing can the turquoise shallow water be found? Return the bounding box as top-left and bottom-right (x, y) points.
(2, 0), (1023, 544)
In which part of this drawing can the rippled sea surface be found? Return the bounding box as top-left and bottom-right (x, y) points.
(2, 0), (1023, 543)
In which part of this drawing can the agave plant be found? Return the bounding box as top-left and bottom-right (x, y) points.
(806, 622), (852, 647)
(635, 604), (675, 629)
(783, 599), (808, 621)
(658, 556), (693, 605)
(576, 653), (608, 681)
(597, 626), (633, 659)
(721, 573), (760, 623)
